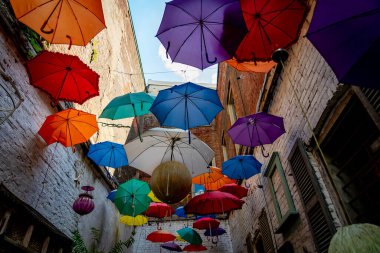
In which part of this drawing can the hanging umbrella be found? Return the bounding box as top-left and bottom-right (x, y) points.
(145, 203), (175, 218)
(183, 245), (207, 252)
(175, 206), (187, 218)
(192, 167), (224, 185)
(114, 179), (151, 216)
(87, 141), (128, 168)
(161, 242), (182, 252)
(124, 128), (214, 176)
(177, 228), (203, 245)
(218, 183), (248, 199)
(10, 0), (106, 47)
(38, 108), (99, 147)
(27, 51), (99, 104)
(150, 82), (223, 133)
(306, 0), (380, 89)
(156, 0), (247, 70)
(119, 215), (147, 226)
(204, 227), (226, 237)
(226, 58), (276, 73)
(185, 191), (244, 215)
(193, 217), (220, 230)
(148, 191), (162, 203)
(235, 0), (308, 61)
(107, 190), (117, 202)
(222, 155), (262, 180)
(195, 214), (217, 220)
(147, 230), (176, 243)
(227, 112), (285, 156)
(204, 176), (236, 191)
(99, 92), (155, 141)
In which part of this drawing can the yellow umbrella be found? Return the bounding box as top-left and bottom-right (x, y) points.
(148, 191), (162, 203)
(119, 215), (148, 226)
(175, 234), (186, 242)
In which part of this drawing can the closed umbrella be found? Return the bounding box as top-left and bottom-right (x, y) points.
(87, 141), (128, 168)
(222, 155), (262, 180)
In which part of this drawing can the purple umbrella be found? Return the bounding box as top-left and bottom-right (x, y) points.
(156, 0), (247, 70)
(161, 242), (183, 252)
(204, 227), (226, 237)
(306, 0), (380, 89)
(227, 112), (285, 157)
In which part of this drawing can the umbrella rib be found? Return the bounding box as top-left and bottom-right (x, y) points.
(72, 0), (106, 25)
(150, 95), (183, 108)
(160, 97), (186, 126)
(203, 1), (236, 21)
(17, 1), (54, 19)
(127, 140), (169, 164)
(188, 93), (223, 109)
(69, 121), (92, 142)
(166, 2), (199, 21)
(50, 1), (64, 43)
(67, 71), (83, 102)
(172, 25), (200, 63)
(31, 68), (68, 84)
(187, 97), (212, 124)
(66, 1), (86, 45)
(156, 22), (199, 37)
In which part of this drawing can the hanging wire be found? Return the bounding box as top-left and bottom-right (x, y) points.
(92, 67), (217, 77)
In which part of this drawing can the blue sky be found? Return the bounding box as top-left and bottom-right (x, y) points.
(128, 0), (217, 85)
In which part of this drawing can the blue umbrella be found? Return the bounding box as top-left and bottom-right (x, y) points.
(107, 190), (117, 202)
(175, 206), (187, 218)
(150, 82), (223, 132)
(222, 155), (262, 180)
(87, 141), (128, 168)
(196, 214), (217, 220)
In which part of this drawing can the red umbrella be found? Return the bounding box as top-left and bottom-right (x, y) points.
(185, 191), (244, 215)
(145, 203), (174, 218)
(147, 230), (176, 243)
(193, 217), (220, 230)
(183, 244), (207, 252)
(27, 51), (99, 104)
(218, 183), (248, 199)
(235, 0), (308, 61)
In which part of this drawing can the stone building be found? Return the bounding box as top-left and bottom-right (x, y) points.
(214, 1), (380, 253)
(0, 0), (144, 252)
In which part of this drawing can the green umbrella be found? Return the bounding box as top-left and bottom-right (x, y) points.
(177, 227), (202, 245)
(114, 179), (151, 216)
(99, 92), (155, 141)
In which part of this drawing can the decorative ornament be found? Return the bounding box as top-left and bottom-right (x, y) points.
(73, 186), (95, 215)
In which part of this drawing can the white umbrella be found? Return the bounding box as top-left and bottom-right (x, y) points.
(124, 128), (214, 176)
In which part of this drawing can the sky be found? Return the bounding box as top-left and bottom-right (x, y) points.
(128, 0), (218, 85)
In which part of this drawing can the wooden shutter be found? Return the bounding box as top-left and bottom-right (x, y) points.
(258, 210), (275, 253)
(289, 140), (336, 253)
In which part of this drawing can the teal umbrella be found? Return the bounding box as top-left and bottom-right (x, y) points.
(114, 179), (151, 216)
(99, 92), (155, 141)
(177, 228), (202, 245)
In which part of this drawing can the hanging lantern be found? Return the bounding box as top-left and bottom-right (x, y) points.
(73, 186), (95, 215)
(150, 161), (191, 204)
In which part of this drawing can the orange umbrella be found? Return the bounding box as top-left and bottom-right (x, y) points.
(38, 108), (98, 147)
(204, 176), (236, 191)
(226, 58), (276, 73)
(10, 0), (106, 47)
(192, 167), (224, 185)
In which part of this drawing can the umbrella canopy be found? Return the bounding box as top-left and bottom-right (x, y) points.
(183, 244), (207, 252)
(10, 0), (106, 46)
(114, 179), (151, 216)
(119, 215), (147, 226)
(204, 227), (226, 237)
(156, 0), (247, 70)
(107, 190), (117, 202)
(204, 176), (236, 191)
(235, 0), (307, 61)
(177, 228), (203, 245)
(193, 217), (220, 230)
(175, 206), (187, 218)
(124, 128), (214, 176)
(38, 108), (98, 147)
(161, 242), (182, 252)
(226, 58), (276, 73)
(150, 82), (223, 131)
(27, 51), (99, 104)
(192, 167), (224, 185)
(145, 203), (175, 218)
(218, 183), (248, 199)
(222, 155), (262, 180)
(185, 191), (244, 215)
(148, 191), (162, 203)
(87, 141), (128, 168)
(195, 214), (217, 220)
(147, 230), (176, 243)
(306, 0), (380, 89)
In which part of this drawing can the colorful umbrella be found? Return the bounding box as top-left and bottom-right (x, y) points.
(204, 227), (226, 237)
(226, 58), (276, 73)
(222, 155), (262, 180)
(183, 245), (207, 252)
(147, 230), (176, 243)
(114, 179), (151, 216)
(10, 0), (106, 46)
(119, 215), (147, 226)
(27, 51), (99, 104)
(148, 191), (162, 203)
(161, 242), (182, 252)
(124, 128), (214, 176)
(175, 206), (187, 218)
(87, 141), (128, 168)
(227, 112), (285, 156)
(306, 0), (380, 89)
(107, 190), (117, 202)
(150, 82), (223, 132)
(38, 108), (98, 147)
(195, 214), (217, 220)
(192, 167), (224, 185)
(156, 0), (247, 70)
(177, 228), (202, 245)
(193, 217), (220, 230)
(204, 176), (236, 191)
(218, 183), (248, 199)
(235, 0), (308, 61)
(145, 203), (175, 218)
(185, 191), (244, 215)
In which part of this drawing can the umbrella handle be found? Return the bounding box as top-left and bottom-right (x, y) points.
(244, 182), (251, 188)
(166, 41), (171, 59)
(206, 53), (217, 64)
(261, 146), (269, 158)
(212, 237), (218, 244)
(40, 20), (54, 34)
(66, 35), (73, 50)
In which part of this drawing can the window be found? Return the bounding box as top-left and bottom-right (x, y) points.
(227, 84), (241, 154)
(263, 152), (298, 233)
(258, 210), (275, 253)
